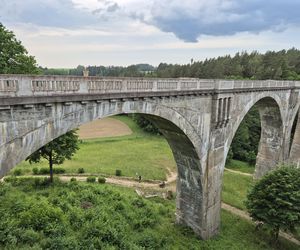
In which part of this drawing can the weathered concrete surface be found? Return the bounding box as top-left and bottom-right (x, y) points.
(1, 75), (300, 240)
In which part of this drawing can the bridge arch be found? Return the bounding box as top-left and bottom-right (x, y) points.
(225, 93), (284, 178)
(0, 99), (215, 238)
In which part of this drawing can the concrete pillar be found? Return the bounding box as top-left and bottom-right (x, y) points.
(146, 115), (221, 239)
(289, 112), (300, 165)
(255, 104), (284, 179)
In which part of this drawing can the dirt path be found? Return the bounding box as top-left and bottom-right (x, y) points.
(224, 168), (253, 176)
(78, 117), (132, 139)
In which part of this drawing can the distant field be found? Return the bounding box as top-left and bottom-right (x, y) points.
(78, 117), (132, 139)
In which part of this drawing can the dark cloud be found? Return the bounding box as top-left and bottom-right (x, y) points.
(1, 0), (300, 43)
(138, 0), (300, 42)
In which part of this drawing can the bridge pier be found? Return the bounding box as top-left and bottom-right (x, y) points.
(255, 101), (284, 179)
(147, 114), (222, 239)
(289, 111), (300, 165)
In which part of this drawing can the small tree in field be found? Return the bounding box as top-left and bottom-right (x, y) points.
(246, 165), (300, 241)
(26, 130), (79, 183)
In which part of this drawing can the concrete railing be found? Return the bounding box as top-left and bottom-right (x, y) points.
(0, 75), (298, 97)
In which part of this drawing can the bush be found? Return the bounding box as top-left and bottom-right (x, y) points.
(246, 165), (300, 240)
(32, 167), (39, 175)
(13, 169), (22, 176)
(98, 177), (106, 184)
(38, 167), (50, 175)
(53, 168), (66, 174)
(34, 167), (66, 175)
(70, 177), (77, 182)
(115, 170), (122, 176)
(86, 176), (96, 183)
(132, 114), (161, 135)
(77, 168), (85, 174)
(4, 176), (17, 184)
(34, 177), (50, 187)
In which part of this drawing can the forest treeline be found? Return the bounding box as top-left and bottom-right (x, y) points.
(41, 49), (300, 80)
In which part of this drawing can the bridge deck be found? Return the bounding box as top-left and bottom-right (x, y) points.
(0, 75), (299, 108)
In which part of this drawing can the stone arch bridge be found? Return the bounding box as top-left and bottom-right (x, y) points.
(1, 75), (300, 239)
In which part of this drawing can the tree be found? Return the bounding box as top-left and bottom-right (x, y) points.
(26, 130), (80, 183)
(131, 114), (161, 135)
(0, 23), (39, 74)
(245, 165), (300, 241)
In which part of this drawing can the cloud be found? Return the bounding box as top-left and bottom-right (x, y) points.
(69, 0), (300, 42)
(1, 0), (300, 43)
(125, 0), (300, 42)
(0, 0), (97, 28)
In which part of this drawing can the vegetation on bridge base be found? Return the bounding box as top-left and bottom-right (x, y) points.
(0, 177), (298, 249)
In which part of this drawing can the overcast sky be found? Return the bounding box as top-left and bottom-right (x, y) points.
(1, 0), (300, 68)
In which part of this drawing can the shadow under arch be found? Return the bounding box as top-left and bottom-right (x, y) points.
(225, 96), (284, 179)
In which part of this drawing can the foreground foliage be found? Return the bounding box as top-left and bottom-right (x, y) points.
(246, 166), (300, 240)
(0, 23), (39, 74)
(26, 130), (79, 182)
(0, 178), (297, 250)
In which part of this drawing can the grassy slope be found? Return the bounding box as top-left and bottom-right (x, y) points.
(225, 159), (255, 174)
(0, 178), (297, 250)
(222, 171), (253, 210)
(13, 116), (176, 181)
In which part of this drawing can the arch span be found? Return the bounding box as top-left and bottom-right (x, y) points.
(0, 99), (216, 239)
(225, 94), (284, 178)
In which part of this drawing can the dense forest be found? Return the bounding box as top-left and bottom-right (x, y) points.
(41, 49), (300, 80)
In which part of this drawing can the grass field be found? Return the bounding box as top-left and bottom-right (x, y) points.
(226, 159), (255, 174)
(0, 178), (297, 250)
(13, 115), (177, 181)
(222, 171), (253, 210)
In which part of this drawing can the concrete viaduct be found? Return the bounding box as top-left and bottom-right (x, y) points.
(1, 74), (300, 239)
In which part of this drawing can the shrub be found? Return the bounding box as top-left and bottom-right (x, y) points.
(86, 176), (96, 183)
(77, 168), (85, 174)
(38, 167), (49, 175)
(34, 167), (65, 175)
(34, 177), (50, 187)
(70, 177), (77, 182)
(246, 165), (300, 240)
(98, 177), (106, 184)
(13, 169), (22, 176)
(4, 176), (17, 184)
(115, 169), (122, 176)
(53, 168), (66, 174)
(32, 167), (39, 175)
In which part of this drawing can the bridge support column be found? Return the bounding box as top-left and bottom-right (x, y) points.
(147, 115), (221, 239)
(289, 112), (300, 165)
(255, 104), (284, 179)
